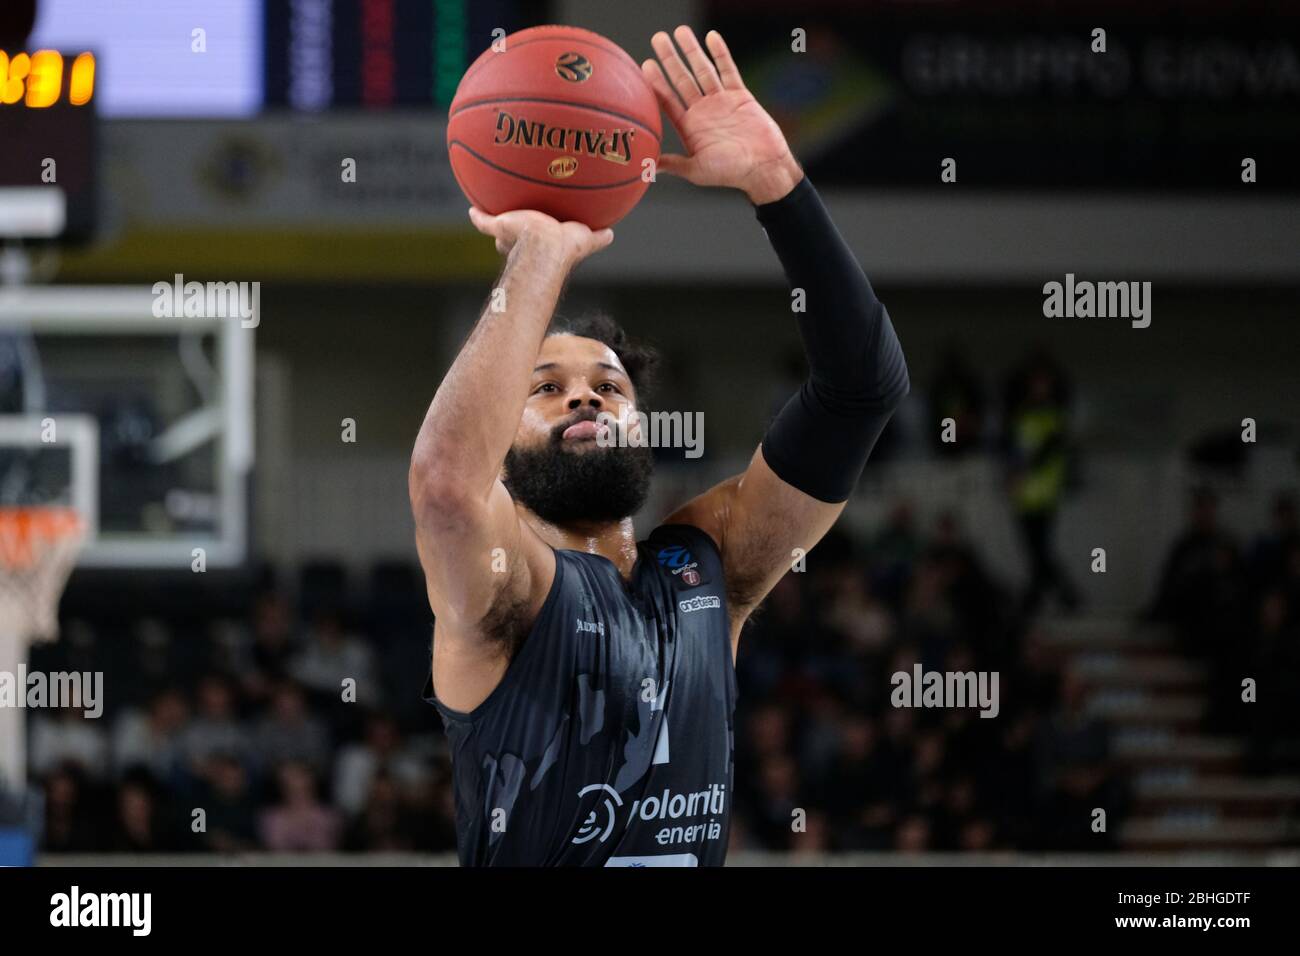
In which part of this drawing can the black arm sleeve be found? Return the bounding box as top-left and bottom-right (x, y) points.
(755, 175), (910, 503)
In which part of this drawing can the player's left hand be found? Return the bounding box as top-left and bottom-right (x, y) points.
(642, 27), (802, 205)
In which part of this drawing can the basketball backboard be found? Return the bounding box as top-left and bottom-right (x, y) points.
(0, 285), (253, 568)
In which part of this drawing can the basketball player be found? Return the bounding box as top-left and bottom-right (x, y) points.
(409, 27), (909, 865)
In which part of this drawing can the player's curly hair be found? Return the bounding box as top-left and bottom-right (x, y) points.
(546, 311), (660, 402)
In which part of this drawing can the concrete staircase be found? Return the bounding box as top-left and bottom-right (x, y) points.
(1040, 617), (1300, 851)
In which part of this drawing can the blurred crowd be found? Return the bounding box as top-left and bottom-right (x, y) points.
(1148, 489), (1300, 772)
(28, 581), (455, 853)
(731, 513), (1122, 854)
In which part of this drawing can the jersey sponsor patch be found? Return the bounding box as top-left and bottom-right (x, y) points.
(655, 542), (710, 590)
(678, 594), (720, 613)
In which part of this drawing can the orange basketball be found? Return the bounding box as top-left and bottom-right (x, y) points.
(447, 25), (661, 230)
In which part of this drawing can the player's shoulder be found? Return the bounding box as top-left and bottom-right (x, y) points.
(642, 521), (721, 553)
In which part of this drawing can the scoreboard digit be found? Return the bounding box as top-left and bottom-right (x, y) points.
(0, 49), (95, 107)
(0, 48), (97, 242)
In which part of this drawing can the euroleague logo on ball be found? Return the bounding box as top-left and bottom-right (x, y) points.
(548, 156), (578, 179)
(554, 51), (593, 83)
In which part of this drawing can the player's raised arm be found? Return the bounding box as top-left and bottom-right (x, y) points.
(647, 27), (909, 633)
(408, 211), (612, 631)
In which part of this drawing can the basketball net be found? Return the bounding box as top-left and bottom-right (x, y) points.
(0, 506), (84, 645)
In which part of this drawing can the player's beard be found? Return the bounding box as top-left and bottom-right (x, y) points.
(503, 414), (654, 525)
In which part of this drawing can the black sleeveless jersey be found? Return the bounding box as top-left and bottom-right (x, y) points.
(424, 524), (737, 866)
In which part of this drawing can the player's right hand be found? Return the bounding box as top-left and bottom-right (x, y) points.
(467, 207), (614, 266)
